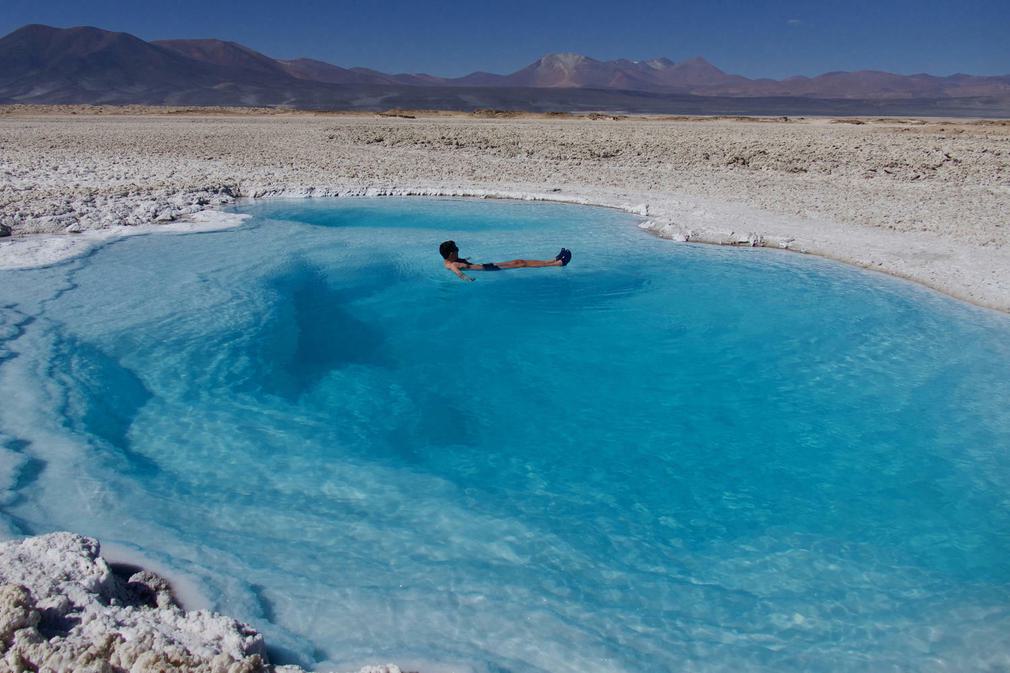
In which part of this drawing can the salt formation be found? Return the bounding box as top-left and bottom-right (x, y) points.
(0, 533), (402, 673)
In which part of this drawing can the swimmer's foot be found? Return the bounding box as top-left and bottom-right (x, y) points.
(555, 248), (572, 266)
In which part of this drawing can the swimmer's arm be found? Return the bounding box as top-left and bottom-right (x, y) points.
(447, 263), (475, 282)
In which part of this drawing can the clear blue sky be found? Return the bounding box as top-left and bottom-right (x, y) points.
(3, 0), (1008, 78)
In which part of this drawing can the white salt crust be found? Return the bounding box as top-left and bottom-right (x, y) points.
(0, 532), (402, 673)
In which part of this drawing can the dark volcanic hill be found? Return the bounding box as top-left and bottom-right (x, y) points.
(152, 38), (291, 78)
(2, 24), (1008, 115)
(0, 24), (220, 100)
(279, 58), (393, 85)
(0, 24), (390, 106)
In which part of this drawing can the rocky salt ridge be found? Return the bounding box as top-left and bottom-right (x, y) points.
(0, 532), (401, 673)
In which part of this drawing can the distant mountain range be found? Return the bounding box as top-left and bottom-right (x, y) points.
(2, 24), (1009, 116)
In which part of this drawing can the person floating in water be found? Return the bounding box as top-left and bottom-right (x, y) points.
(439, 240), (572, 282)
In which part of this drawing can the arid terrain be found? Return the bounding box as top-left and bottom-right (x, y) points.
(1, 107), (1009, 309)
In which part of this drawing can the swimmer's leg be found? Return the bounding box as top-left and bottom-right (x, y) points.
(492, 259), (562, 269)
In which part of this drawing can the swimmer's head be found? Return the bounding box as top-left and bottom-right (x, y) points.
(439, 240), (459, 260)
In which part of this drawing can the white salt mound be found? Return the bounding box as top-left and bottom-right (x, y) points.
(0, 532), (402, 673)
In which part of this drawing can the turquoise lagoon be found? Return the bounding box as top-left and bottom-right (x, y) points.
(1, 198), (1010, 672)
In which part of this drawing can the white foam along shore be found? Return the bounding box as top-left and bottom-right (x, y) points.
(0, 210), (250, 270)
(1, 111), (1008, 312)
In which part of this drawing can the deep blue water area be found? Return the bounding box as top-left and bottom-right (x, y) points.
(2, 198), (1010, 673)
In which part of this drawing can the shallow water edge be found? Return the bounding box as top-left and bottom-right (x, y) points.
(1, 185), (1007, 316)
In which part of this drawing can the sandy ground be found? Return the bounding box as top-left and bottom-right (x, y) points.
(1, 107), (1009, 310)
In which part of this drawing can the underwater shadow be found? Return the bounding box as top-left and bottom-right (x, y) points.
(253, 260), (400, 398)
(52, 334), (160, 477)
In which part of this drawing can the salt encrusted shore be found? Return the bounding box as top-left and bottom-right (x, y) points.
(0, 109), (1008, 310)
(0, 532), (401, 673)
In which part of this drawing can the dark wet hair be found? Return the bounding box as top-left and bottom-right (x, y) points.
(439, 240), (459, 259)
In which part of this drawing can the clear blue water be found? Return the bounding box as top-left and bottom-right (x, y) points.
(2, 198), (1010, 673)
